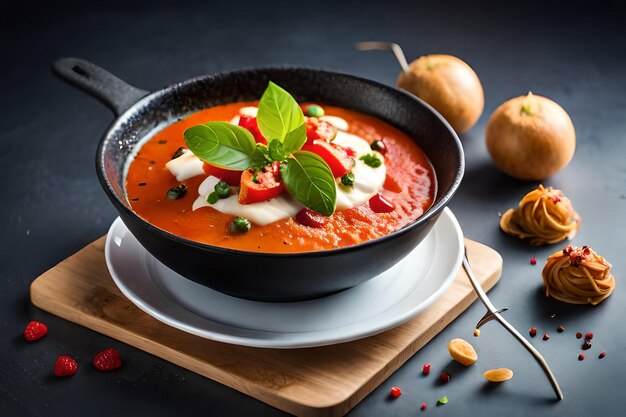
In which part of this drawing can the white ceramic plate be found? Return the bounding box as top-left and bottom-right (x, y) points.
(105, 207), (463, 348)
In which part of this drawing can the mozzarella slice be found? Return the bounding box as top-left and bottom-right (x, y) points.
(165, 150), (205, 181)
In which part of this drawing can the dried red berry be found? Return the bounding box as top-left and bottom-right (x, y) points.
(543, 333), (550, 341)
(369, 193), (395, 213)
(421, 403), (427, 411)
(390, 386), (402, 398)
(54, 355), (78, 377)
(557, 325), (565, 333)
(439, 372), (450, 383)
(578, 354), (585, 361)
(576, 332), (583, 339)
(93, 348), (122, 371)
(23, 321), (48, 342)
(530, 256), (537, 265)
(422, 363), (431, 375)
(552, 195), (561, 204)
(582, 341), (592, 350)
(529, 327), (537, 337)
(295, 208), (327, 228)
(585, 332), (593, 341)
(599, 351), (606, 359)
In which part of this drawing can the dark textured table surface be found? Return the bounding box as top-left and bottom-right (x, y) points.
(2, 1), (625, 416)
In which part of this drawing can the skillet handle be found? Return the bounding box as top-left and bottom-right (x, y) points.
(52, 57), (149, 117)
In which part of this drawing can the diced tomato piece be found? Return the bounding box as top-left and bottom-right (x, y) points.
(369, 193), (395, 213)
(238, 168), (284, 204)
(301, 140), (354, 178)
(295, 208), (327, 228)
(305, 117), (337, 144)
(238, 115), (267, 144)
(335, 143), (356, 157)
(203, 163), (243, 186)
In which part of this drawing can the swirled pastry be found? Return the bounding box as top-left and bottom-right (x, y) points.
(500, 185), (580, 246)
(542, 245), (615, 305)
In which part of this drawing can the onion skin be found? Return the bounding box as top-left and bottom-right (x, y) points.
(486, 93), (576, 180)
(396, 54), (484, 134)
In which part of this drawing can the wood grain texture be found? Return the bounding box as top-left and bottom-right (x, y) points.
(30, 237), (501, 417)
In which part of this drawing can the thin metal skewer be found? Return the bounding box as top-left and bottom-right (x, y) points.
(462, 246), (564, 401)
(356, 41), (410, 74)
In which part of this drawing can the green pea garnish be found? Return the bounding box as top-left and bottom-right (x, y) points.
(214, 181), (231, 198)
(305, 104), (324, 118)
(230, 217), (252, 233)
(359, 153), (382, 168)
(341, 172), (355, 186)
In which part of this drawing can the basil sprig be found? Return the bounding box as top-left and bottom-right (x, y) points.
(184, 122), (256, 170)
(183, 81), (337, 216)
(281, 151), (336, 216)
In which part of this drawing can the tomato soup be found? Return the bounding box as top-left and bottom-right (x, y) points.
(126, 103), (435, 253)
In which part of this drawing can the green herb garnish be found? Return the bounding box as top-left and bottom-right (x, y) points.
(341, 172), (355, 186)
(184, 82), (337, 216)
(230, 217), (251, 233)
(437, 396), (448, 406)
(206, 181), (231, 204)
(167, 184), (187, 200)
(206, 192), (219, 204)
(360, 153), (382, 168)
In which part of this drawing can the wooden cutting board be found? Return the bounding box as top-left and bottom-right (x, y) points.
(30, 237), (501, 417)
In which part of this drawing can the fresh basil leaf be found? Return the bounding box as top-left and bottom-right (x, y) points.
(257, 81), (305, 143)
(281, 151), (336, 216)
(282, 123), (307, 155)
(184, 122), (256, 170)
(268, 139), (286, 162)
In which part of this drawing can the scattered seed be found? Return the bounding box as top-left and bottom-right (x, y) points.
(158, 139), (167, 144)
(576, 332), (583, 339)
(549, 313), (556, 318)
(138, 182), (147, 186)
(582, 341), (592, 350)
(422, 363), (431, 376)
(557, 325), (565, 333)
(421, 402), (427, 411)
(474, 328), (480, 337)
(131, 198), (139, 202)
(585, 332), (593, 340)
(390, 386), (401, 398)
(599, 351), (606, 359)
(529, 327), (537, 337)
(439, 372), (450, 383)
(530, 256), (537, 265)
(149, 160), (156, 164)
(578, 354), (585, 361)
(543, 333), (550, 341)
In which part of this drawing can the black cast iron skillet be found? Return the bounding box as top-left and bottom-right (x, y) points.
(52, 57), (464, 302)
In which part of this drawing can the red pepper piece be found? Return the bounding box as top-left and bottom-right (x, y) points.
(301, 140), (353, 178)
(305, 117), (337, 143)
(203, 163), (243, 186)
(295, 208), (327, 228)
(238, 115), (267, 144)
(238, 168), (284, 204)
(369, 193), (395, 213)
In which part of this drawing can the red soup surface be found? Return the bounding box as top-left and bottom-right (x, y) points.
(126, 103), (435, 253)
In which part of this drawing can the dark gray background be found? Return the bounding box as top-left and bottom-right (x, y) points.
(2, 1), (625, 416)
